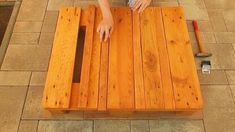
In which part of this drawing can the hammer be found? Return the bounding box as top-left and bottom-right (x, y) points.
(193, 20), (212, 57)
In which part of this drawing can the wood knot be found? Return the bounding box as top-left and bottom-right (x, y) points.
(143, 19), (148, 25)
(170, 40), (176, 44)
(144, 51), (157, 72)
(118, 18), (122, 23)
(179, 56), (184, 63)
(186, 102), (190, 106)
(186, 40), (190, 45)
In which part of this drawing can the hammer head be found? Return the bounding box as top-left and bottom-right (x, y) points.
(195, 52), (212, 57)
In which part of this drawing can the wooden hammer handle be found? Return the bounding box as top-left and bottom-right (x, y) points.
(193, 20), (206, 53)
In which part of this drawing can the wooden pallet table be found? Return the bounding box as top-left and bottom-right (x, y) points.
(42, 6), (203, 112)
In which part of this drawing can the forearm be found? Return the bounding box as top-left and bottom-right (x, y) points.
(98, 0), (112, 19)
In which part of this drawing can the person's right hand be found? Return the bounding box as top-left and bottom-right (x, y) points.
(97, 17), (114, 42)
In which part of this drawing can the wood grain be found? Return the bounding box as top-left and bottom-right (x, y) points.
(133, 11), (145, 110)
(157, 8), (175, 110)
(98, 7), (109, 111)
(43, 6), (203, 111)
(78, 6), (96, 109)
(162, 7), (203, 110)
(42, 7), (81, 109)
(98, 41), (109, 111)
(70, 83), (80, 109)
(86, 6), (101, 110)
(108, 7), (135, 110)
(140, 7), (164, 110)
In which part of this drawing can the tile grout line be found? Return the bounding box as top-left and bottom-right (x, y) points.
(0, 69), (48, 72)
(92, 120), (94, 132)
(147, 120), (150, 132)
(36, 120), (39, 132)
(130, 120), (132, 132)
(202, 118), (207, 132)
(16, 71), (32, 132)
(228, 85), (235, 105)
(38, 0), (55, 46)
(221, 9), (229, 32)
(225, 68), (235, 104)
(19, 118), (86, 121)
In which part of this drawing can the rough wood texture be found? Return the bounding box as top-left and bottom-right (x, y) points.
(42, 6), (203, 112)
(108, 7), (135, 110)
(133, 11), (145, 110)
(141, 7), (164, 110)
(78, 6), (96, 109)
(42, 7), (81, 109)
(162, 7), (203, 110)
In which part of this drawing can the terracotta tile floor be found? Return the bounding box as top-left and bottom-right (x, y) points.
(0, 0), (235, 132)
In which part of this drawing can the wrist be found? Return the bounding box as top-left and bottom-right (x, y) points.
(103, 12), (112, 19)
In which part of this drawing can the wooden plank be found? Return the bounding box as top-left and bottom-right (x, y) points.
(70, 83), (80, 109)
(98, 41), (109, 111)
(108, 7), (135, 110)
(162, 7), (203, 110)
(132, 11), (145, 110)
(86, 7), (101, 110)
(140, 7), (164, 110)
(78, 6), (96, 109)
(42, 7), (81, 109)
(97, 8), (109, 111)
(156, 8), (175, 110)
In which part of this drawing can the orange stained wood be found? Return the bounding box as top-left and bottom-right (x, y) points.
(42, 7), (81, 109)
(97, 9), (109, 111)
(107, 7), (135, 110)
(43, 6), (203, 112)
(86, 7), (101, 110)
(98, 40), (109, 111)
(162, 7), (203, 110)
(133, 11), (145, 110)
(78, 6), (96, 109)
(156, 8), (175, 110)
(140, 7), (164, 110)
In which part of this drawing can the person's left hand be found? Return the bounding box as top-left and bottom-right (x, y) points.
(129, 0), (151, 13)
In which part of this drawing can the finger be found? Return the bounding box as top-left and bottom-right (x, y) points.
(97, 25), (101, 33)
(99, 28), (105, 42)
(130, 0), (138, 7)
(132, 0), (140, 7)
(138, 3), (148, 13)
(132, 0), (141, 10)
(128, 0), (134, 7)
(133, 1), (142, 11)
(110, 27), (114, 36)
(104, 27), (110, 42)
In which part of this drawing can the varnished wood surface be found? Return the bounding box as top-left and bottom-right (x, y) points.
(43, 6), (203, 112)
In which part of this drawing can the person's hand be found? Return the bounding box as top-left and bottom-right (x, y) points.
(97, 17), (114, 42)
(129, 0), (151, 13)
